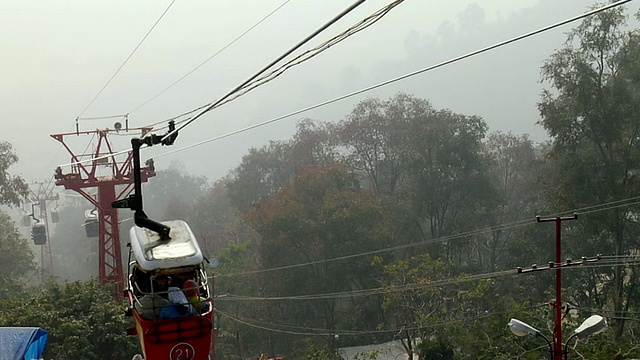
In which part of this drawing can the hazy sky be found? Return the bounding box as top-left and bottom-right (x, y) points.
(3, 0), (640, 184)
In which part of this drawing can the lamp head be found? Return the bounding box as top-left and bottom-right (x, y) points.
(574, 315), (607, 339)
(508, 318), (540, 337)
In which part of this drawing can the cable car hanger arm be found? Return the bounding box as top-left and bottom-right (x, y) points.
(112, 121), (178, 241)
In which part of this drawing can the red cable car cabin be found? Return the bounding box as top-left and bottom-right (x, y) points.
(125, 220), (217, 360)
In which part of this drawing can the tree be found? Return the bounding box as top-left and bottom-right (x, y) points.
(143, 160), (209, 221)
(378, 254), (524, 360)
(213, 241), (264, 359)
(245, 164), (392, 354)
(334, 94), (429, 196)
(479, 132), (544, 271)
(378, 254), (451, 359)
(538, 6), (640, 339)
(186, 179), (259, 257)
(0, 211), (35, 296)
(400, 106), (495, 263)
(49, 199), (98, 281)
(228, 120), (336, 215)
(0, 280), (138, 359)
(333, 94), (497, 266)
(0, 141), (28, 207)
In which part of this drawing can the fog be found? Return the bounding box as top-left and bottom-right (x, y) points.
(3, 0), (639, 183)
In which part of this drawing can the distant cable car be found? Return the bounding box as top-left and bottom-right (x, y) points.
(50, 210), (60, 224)
(84, 209), (99, 238)
(32, 224), (47, 245)
(21, 215), (31, 227)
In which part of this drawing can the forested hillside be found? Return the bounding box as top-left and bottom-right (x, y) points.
(1, 6), (640, 360)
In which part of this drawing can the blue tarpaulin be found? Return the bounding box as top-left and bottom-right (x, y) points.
(0, 327), (48, 360)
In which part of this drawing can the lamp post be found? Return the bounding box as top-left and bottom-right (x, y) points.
(508, 315), (607, 360)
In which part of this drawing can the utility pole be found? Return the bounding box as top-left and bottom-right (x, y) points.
(516, 220), (601, 360)
(536, 214), (578, 360)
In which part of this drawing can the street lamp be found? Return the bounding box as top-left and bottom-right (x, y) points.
(509, 316), (607, 360)
(508, 318), (553, 360)
(564, 315), (607, 360)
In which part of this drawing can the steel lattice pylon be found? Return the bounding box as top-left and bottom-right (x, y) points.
(52, 127), (154, 294)
(27, 181), (59, 279)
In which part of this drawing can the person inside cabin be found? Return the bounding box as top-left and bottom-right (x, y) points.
(159, 287), (198, 319)
(135, 280), (170, 320)
(153, 274), (172, 297)
(183, 279), (208, 313)
(131, 266), (151, 295)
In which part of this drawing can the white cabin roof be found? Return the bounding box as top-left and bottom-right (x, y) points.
(130, 220), (204, 271)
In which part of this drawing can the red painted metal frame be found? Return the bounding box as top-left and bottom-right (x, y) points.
(52, 128), (154, 294)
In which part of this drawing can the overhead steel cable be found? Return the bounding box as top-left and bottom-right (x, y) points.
(55, 0), (367, 170)
(129, 0), (294, 116)
(213, 0), (405, 109)
(149, 0), (404, 132)
(159, 0), (368, 141)
(153, 0), (635, 157)
(77, 0), (177, 118)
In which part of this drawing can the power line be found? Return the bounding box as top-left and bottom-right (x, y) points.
(130, 0), (294, 117)
(77, 0), (177, 118)
(216, 222), (531, 279)
(216, 198), (640, 279)
(213, 257), (639, 304)
(215, 303), (547, 337)
(217, 269), (515, 302)
(153, 0), (636, 157)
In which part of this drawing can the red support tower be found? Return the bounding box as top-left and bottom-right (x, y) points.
(52, 127), (154, 294)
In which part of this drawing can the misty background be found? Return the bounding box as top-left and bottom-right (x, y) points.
(4, 0), (639, 185)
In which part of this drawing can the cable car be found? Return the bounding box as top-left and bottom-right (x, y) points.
(50, 210), (60, 223)
(125, 220), (216, 360)
(110, 119), (216, 359)
(84, 209), (99, 237)
(32, 224), (47, 245)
